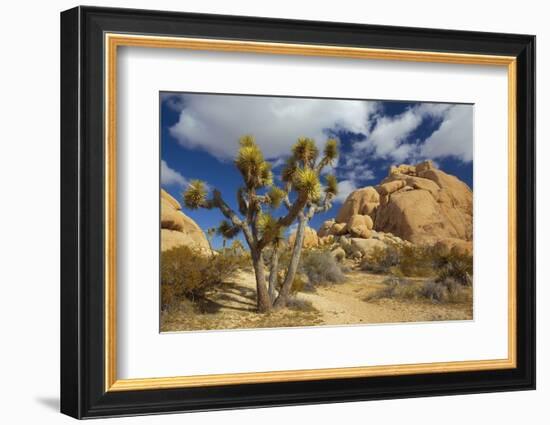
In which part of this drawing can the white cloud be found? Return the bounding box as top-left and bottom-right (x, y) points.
(352, 103), (472, 164)
(168, 94), (380, 161)
(420, 105), (473, 162)
(364, 109), (423, 157)
(333, 179), (357, 203)
(160, 160), (188, 187)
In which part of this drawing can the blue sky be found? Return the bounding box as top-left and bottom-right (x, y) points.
(160, 92), (473, 249)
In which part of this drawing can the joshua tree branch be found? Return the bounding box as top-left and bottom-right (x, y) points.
(211, 189), (255, 248)
(257, 192), (308, 250)
(315, 155), (331, 173)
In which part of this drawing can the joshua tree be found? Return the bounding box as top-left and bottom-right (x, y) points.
(272, 138), (338, 308)
(183, 135), (338, 312)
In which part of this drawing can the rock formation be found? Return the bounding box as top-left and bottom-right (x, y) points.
(160, 189), (210, 253)
(316, 160), (473, 257)
(288, 226), (320, 249)
(374, 160), (473, 252)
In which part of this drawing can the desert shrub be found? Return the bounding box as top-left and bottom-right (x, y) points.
(366, 276), (472, 304)
(365, 276), (415, 301)
(434, 248), (473, 286)
(160, 245), (249, 310)
(286, 297), (317, 312)
(360, 244), (473, 281)
(360, 245), (400, 273)
(420, 278), (472, 303)
(299, 250), (346, 286)
(397, 245), (435, 277)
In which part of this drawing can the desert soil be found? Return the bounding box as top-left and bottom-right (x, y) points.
(161, 269), (472, 332)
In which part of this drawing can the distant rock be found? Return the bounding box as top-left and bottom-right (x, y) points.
(317, 219), (335, 237)
(288, 226), (319, 249)
(318, 160), (473, 256)
(345, 214), (373, 239)
(335, 187), (380, 223)
(374, 162), (473, 246)
(160, 189), (210, 253)
(330, 247), (346, 263)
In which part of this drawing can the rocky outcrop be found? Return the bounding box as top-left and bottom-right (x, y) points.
(335, 187), (380, 223)
(345, 214), (373, 239)
(160, 189), (210, 253)
(374, 160), (473, 248)
(316, 160), (473, 258)
(288, 226), (320, 249)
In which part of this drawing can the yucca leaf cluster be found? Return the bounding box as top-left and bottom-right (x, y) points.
(235, 135), (273, 189)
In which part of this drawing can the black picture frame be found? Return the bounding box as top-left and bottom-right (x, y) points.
(61, 5), (536, 419)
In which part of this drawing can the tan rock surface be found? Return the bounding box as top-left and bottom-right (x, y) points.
(377, 180), (406, 196)
(374, 165), (473, 245)
(160, 189), (210, 252)
(331, 222), (347, 236)
(317, 219), (335, 237)
(345, 214), (373, 238)
(289, 226), (320, 249)
(349, 238), (387, 258)
(335, 187), (380, 223)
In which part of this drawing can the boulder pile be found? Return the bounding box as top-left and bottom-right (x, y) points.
(298, 160), (473, 260)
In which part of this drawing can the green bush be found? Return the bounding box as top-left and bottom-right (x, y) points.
(365, 276), (416, 301)
(360, 245), (400, 273)
(299, 250), (346, 286)
(160, 245), (249, 310)
(434, 248), (473, 286)
(360, 244), (473, 281)
(366, 276), (472, 304)
(420, 278), (472, 303)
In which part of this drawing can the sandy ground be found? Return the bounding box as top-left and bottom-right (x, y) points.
(161, 269), (472, 332)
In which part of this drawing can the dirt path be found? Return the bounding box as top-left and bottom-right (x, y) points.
(161, 269), (472, 332)
(297, 272), (471, 325)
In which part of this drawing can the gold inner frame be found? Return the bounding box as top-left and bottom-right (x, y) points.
(104, 33), (517, 392)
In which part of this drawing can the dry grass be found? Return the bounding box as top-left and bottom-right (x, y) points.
(161, 302), (322, 332)
(365, 276), (473, 305)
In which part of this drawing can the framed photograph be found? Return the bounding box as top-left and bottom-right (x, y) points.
(60, 6), (535, 419)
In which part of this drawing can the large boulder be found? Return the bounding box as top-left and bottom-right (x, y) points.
(335, 187), (380, 223)
(317, 219), (335, 237)
(349, 238), (387, 258)
(317, 161), (472, 251)
(374, 165), (473, 245)
(289, 226), (319, 249)
(160, 189), (210, 252)
(330, 247), (346, 263)
(377, 179), (406, 196)
(345, 214), (373, 238)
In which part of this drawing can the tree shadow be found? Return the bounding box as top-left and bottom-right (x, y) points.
(199, 282), (258, 313)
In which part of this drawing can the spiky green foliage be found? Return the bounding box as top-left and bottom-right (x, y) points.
(324, 174), (338, 197)
(293, 168), (321, 201)
(267, 187), (286, 208)
(292, 137), (319, 166)
(183, 180), (208, 209)
(217, 220), (241, 240)
(323, 139), (339, 162)
(239, 134), (256, 147)
(235, 138), (272, 189)
(281, 157), (298, 183)
(258, 161), (273, 187)
(257, 212), (280, 241)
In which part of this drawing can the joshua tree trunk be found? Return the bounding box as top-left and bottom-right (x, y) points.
(251, 249), (272, 312)
(274, 215), (307, 309)
(267, 246), (280, 303)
